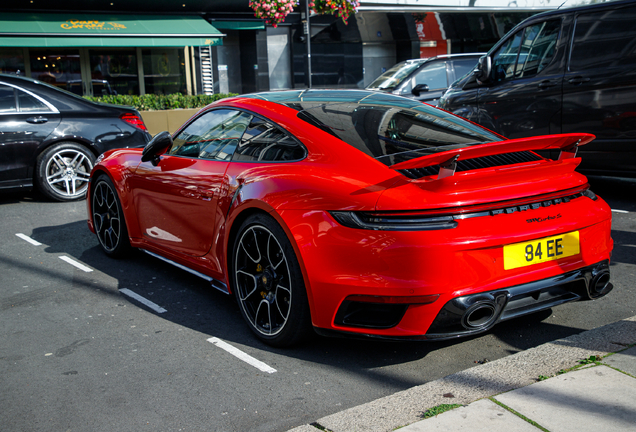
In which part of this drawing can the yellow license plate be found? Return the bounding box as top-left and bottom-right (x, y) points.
(503, 231), (580, 270)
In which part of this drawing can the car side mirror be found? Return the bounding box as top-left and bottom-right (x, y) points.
(141, 131), (172, 166)
(412, 83), (429, 97)
(474, 55), (492, 85)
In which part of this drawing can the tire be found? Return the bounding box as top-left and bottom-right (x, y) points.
(91, 175), (131, 258)
(231, 213), (312, 347)
(36, 142), (96, 202)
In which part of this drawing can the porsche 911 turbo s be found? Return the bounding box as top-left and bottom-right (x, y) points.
(87, 90), (613, 347)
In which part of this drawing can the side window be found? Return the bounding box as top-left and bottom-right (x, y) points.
(169, 109), (252, 160)
(490, 31), (523, 82)
(515, 20), (560, 78)
(0, 85), (17, 113)
(233, 117), (305, 162)
(570, 6), (636, 71)
(400, 62), (448, 94)
(452, 59), (479, 81)
(17, 90), (51, 112)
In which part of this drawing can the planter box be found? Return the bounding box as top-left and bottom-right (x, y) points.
(140, 108), (200, 136)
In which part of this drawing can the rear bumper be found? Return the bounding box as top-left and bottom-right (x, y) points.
(280, 192), (613, 340)
(315, 259), (612, 341)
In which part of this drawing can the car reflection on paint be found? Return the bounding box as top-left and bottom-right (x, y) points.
(87, 89), (613, 347)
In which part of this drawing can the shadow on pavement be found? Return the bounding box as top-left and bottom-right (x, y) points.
(22, 216), (610, 392)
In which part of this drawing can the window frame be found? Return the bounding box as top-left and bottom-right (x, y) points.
(0, 81), (58, 115)
(489, 18), (561, 83)
(231, 111), (308, 163)
(170, 107), (308, 164)
(567, 6), (636, 73)
(513, 19), (561, 79)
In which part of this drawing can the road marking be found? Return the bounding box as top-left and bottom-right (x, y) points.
(119, 288), (167, 314)
(612, 209), (629, 214)
(59, 256), (93, 273)
(207, 337), (277, 374)
(16, 233), (42, 246)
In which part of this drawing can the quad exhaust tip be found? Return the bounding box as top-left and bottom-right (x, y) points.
(462, 300), (498, 330)
(588, 269), (612, 299)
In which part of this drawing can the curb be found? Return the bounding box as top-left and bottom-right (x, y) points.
(289, 315), (636, 432)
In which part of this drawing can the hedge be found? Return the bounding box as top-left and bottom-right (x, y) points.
(83, 93), (238, 111)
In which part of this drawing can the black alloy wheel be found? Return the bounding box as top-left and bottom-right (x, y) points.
(232, 213), (311, 347)
(36, 142), (95, 201)
(92, 175), (130, 258)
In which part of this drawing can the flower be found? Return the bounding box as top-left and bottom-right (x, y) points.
(250, 0), (299, 27)
(311, 0), (359, 24)
(250, 0), (358, 27)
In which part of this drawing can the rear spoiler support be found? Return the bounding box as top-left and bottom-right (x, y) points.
(438, 154), (459, 179)
(559, 139), (581, 160)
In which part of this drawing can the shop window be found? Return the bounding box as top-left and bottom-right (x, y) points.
(29, 50), (81, 90)
(142, 48), (186, 95)
(0, 49), (26, 76)
(89, 50), (139, 95)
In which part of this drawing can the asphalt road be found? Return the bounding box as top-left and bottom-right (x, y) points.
(1, 176), (635, 432)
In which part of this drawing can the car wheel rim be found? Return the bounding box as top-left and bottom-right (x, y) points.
(45, 149), (93, 198)
(235, 225), (292, 336)
(92, 181), (121, 253)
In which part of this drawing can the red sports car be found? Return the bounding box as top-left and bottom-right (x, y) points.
(87, 90), (613, 347)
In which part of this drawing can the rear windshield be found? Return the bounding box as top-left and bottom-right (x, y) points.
(366, 61), (423, 91)
(290, 101), (501, 166)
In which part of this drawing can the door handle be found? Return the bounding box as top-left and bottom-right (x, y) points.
(568, 76), (591, 85)
(26, 116), (48, 124)
(538, 80), (557, 89)
(197, 188), (215, 200)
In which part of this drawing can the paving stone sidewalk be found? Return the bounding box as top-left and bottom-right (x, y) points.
(289, 315), (636, 432)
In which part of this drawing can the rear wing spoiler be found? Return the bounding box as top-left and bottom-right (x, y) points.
(389, 133), (594, 179)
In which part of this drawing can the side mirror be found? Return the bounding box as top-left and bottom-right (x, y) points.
(474, 55), (492, 85)
(141, 131), (172, 166)
(412, 84), (430, 97)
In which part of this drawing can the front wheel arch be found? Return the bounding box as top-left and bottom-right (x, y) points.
(90, 173), (131, 258)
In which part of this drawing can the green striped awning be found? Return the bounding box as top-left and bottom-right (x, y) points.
(0, 13), (224, 47)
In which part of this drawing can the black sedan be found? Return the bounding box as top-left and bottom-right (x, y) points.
(0, 73), (151, 201)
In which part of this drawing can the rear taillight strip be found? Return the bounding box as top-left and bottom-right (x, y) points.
(329, 188), (595, 231)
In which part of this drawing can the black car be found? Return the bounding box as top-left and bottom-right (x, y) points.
(438, 0), (636, 177)
(366, 53), (484, 105)
(0, 73), (151, 201)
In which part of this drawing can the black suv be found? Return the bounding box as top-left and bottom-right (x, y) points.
(366, 54), (484, 105)
(439, 0), (636, 177)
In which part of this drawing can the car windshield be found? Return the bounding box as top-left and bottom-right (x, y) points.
(280, 93), (501, 167)
(366, 61), (424, 91)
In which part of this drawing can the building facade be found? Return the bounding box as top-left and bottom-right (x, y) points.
(1, 0), (600, 96)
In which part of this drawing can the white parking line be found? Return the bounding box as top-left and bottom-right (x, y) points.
(59, 256), (93, 273)
(612, 209), (629, 214)
(15, 233), (42, 246)
(207, 337), (277, 374)
(119, 288), (167, 314)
